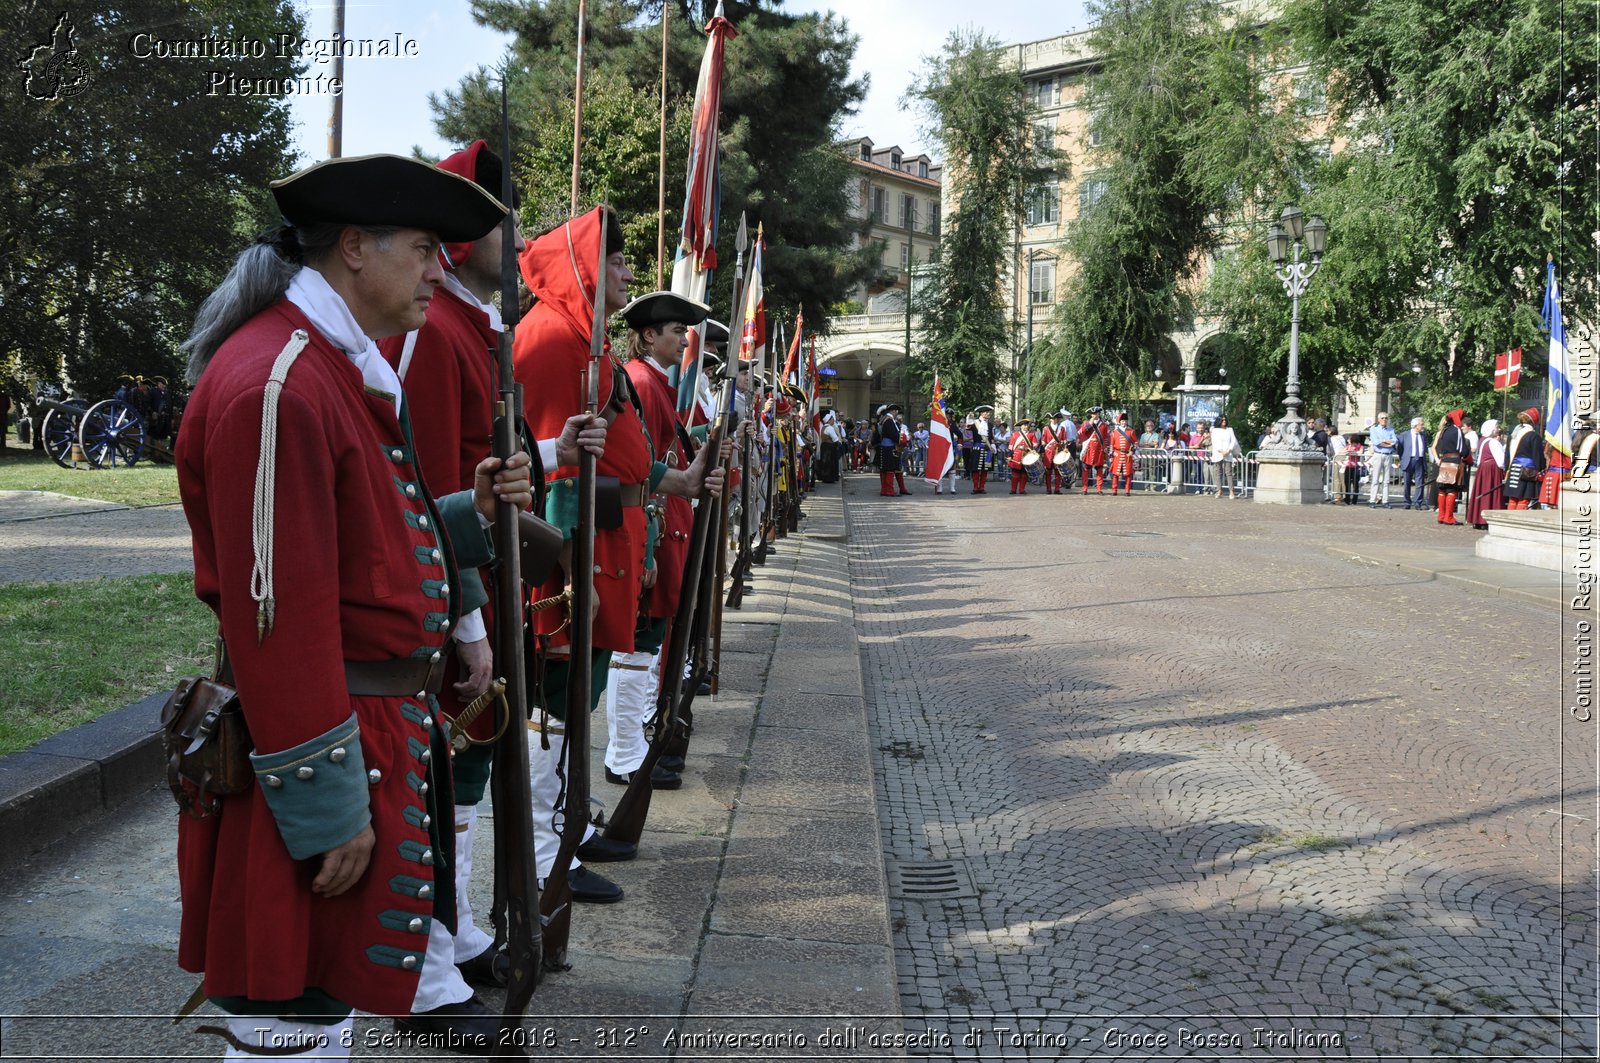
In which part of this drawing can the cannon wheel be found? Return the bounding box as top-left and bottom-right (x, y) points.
(40, 399), (90, 469)
(80, 398), (147, 469)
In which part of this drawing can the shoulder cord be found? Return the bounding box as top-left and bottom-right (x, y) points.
(251, 329), (310, 643)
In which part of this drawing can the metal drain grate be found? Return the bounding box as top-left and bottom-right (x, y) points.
(887, 859), (977, 900)
(1104, 548), (1176, 558)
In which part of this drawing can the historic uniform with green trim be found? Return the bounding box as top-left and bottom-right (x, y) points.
(177, 298), (494, 1017)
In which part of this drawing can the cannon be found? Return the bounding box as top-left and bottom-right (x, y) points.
(36, 395), (147, 470)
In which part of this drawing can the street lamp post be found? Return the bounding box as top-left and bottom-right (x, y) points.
(1263, 204), (1326, 450)
(1253, 204), (1329, 504)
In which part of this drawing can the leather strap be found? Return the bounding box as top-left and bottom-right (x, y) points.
(618, 482), (647, 508)
(344, 656), (445, 697)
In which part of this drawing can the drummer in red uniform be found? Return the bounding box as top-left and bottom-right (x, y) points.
(1041, 411), (1068, 494)
(1007, 417), (1039, 495)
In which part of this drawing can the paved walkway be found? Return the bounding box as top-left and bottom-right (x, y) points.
(846, 476), (1593, 1058)
(0, 487), (903, 1061)
(0, 490), (193, 585)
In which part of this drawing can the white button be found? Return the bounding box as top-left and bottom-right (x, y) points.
(391, 449), (404, 461)
(418, 516), (430, 530)
(368, 769), (382, 784)
(408, 918), (424, 933)
(404, 484), (418, 499)
(401, 954), (419, 970)
(430, 549), (441, 564)
(420, 848), (434, 866)
(440, 583), (450, 596)
(296, 766), (315, 780)
(418, 884), (432, 900)
(264, 774), (283, 788)
(329, 747), (347, 763)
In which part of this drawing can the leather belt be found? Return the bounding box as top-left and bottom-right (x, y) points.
(619, 481), (647, 508)
(220, 654), (446, 697)
(345, 656), (445, 697)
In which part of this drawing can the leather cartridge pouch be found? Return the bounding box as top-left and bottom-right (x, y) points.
(160, 672), (253, 817)
(1436, 459), (1463, 487)
(595, 475), (624, 530)
(519, 510), (565, 585)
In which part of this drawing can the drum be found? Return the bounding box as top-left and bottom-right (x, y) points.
(1022, 451), (1041, 467)
(1052, 449), (1071, 465)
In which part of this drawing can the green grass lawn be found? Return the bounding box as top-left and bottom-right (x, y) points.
(0, 434), (181, 507)
(0, 573), (214, 755)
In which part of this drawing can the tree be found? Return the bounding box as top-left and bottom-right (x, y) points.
(0, 0), (303, 404)
(431, 0), (875, 331)
(907, 30), (1050, 414)
(1277, 0), (1596, 415)
(1030, 0), (1303, 427)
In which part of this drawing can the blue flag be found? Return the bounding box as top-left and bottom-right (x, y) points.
(1542, 257), (1573, 457)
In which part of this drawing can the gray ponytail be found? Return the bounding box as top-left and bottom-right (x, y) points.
(182, 223), (350, 383)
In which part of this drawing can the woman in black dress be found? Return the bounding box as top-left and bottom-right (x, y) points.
(1502, 407), (1545, 510)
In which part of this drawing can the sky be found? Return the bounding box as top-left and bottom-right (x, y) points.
(286, 0), (1094, 164)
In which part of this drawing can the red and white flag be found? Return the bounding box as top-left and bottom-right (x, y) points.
(924, 375), (956, 483)
(1493, 347), (1522, 390)
(671, 2), (737, 421)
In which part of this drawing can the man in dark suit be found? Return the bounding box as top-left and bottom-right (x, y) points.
(1397, 415), (1431, 509)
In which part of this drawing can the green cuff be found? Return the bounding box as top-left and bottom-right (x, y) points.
(689, 423), (710, 443)
(648, 460), (669, 493)
(545, 477), (578, 542)
(250, 713), (370, 861)
(436, 492), (494, 569)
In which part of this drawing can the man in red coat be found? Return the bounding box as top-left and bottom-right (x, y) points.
(1041, 412), (1068, 494)
(1007, 418), (1038, 494)
(176, 155), (533, 1055)
(513, 212), (721, 903)
(605, 291), (711, 791)
(377, 140), (607, 988)
(1080, 408), (1109, 494)
(1108, 412), (1137, 495)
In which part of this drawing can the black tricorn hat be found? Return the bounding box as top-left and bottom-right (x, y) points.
(270, 154), (506, 243)
(704, 318), (731, 345)
(620, 291), (712, 332)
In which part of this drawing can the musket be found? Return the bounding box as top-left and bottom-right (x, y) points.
(714, 215), (749, 621)
(539, 204), (606, 970)
(604, 356), (739, 846)
(487, 71), (542, 1057)
(723, 216), (755, 610)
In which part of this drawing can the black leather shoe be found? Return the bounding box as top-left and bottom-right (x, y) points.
(569, 865), (624, 904)
(696, 679), (712, 695)
(455, 947), (510, 988)
(604, 764), (683, 790)
(394, 994), (497, 1053)
(576, 833), (637, 862)
(658, 754), (685, 774)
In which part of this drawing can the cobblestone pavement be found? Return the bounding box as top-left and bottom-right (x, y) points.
(0, 491), (192, 585)
(845, 476), (1595, 1060)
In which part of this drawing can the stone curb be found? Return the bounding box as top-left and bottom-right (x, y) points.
(1324, 543), (1565, 609)
(0, 691), (167, 870)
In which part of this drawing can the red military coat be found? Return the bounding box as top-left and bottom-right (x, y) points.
(1109, 424), (1136, 476)
(626, 356), (689, 620)
(1007, 428), (1038, 470)
(514, 209), (653, 655)
(1042, 425), (1066, 463)
(1080, 420), (1107, 467)
(379, 284), (497, 738)
(177, 299), (493, 1015)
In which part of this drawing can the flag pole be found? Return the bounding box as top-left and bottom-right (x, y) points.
(656, 3), (669, 289)
(569, 0), (588, 213)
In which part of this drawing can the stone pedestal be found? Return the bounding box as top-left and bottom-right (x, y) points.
(1477, 479), (1599, 579)
(1252, 451), (1325, 505)
(1477, 509), (1566, 570)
